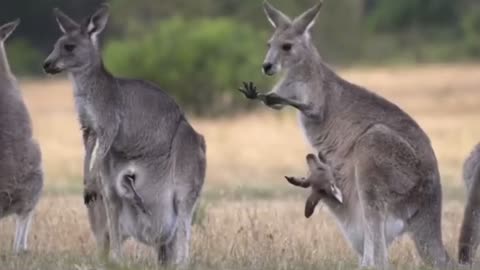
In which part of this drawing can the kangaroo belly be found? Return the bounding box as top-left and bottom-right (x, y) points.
(336, 212), (405, 255)
(385, 216), (405, 244)
(119, 201), (176, 246)
(341, 220), (364, 255)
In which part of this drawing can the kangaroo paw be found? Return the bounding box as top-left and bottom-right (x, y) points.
(84, 190), (98, 205)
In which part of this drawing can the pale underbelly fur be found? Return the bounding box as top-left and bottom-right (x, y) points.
(330, 207), (406, 255)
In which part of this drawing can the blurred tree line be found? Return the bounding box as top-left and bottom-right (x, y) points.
(1, 0), (480, 115)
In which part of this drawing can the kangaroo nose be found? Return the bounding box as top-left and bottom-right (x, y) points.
(262, 62), (273, 73)
(43, 60), (61, 74)
(43, 61), (52, 72)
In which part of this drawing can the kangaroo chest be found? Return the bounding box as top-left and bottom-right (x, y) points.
(298, 113), (323, 148)
(76, 98), (96, 128)
(71, 75), (116, 131)
(71, 78), (96, 128)
(298, 112), (341, 154)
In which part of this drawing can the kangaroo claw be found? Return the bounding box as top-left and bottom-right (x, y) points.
(84, 190), (98, 205)
(238, 81), (259, 99)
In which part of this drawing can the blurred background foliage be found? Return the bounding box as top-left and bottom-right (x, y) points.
(1, 0), (480, 115)
(104, 17), (267, 116)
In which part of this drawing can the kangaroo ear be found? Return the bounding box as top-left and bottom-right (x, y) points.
(0, 19), (20, 42)
(118, 174), (136, 199)
(54, 8), (79, 34)
(263, 1), (291, 29)
(285, 176), (311, 188)
(293, 1), (323, 34)
(84, 4), (109, 39)
(305, 192), (321, 218)
(317, 152), (327, 163)
(306, 153), (318, 171)
(330, 183), (343, 204)
(118, 174), (151, 215)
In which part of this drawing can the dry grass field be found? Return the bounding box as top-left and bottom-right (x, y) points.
(1, 64), (480, 269)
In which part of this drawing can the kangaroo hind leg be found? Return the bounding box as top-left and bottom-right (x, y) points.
(13, 210), (34, 253)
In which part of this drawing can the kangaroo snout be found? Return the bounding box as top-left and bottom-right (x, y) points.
(43, 60), (61, 74)
(262, 62), (275, 76)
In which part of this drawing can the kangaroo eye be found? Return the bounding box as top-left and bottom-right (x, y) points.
(282, 43), (293, 51)
(267, 42), (271, 48)
(64, 44), (76, 52)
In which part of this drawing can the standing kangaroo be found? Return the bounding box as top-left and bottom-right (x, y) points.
(0, 19), (44, 253)
(239, 2), (451, 268)
(43, 5), (206, 265)
(459, 143), (480, 265)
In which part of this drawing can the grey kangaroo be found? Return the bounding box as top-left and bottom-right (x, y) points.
(0, 19), (44, 253)
(239, 1), (451, 269)
(459, 143), (480, 265)
(43, 5), (206, 265)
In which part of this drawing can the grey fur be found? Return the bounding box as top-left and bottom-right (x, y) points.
(44, 5), (206, 265)
(286, 153), (343, 218)
(459, 143), (480, 265)
(239, 1), (451, 269)
(0, 19), (43, 253)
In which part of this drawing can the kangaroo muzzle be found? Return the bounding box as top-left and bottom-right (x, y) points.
(263, 62), (274, 75)
(42, 60), (61, 74)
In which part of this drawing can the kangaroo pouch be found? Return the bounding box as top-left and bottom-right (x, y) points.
(119, 194), (177, 246)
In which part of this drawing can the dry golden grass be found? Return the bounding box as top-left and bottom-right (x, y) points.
(1, 64), (480, 269)
(0, 196), (466, 270)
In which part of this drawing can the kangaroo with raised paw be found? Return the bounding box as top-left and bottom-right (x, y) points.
(239, 1), (452, 269)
